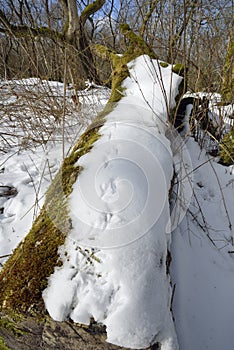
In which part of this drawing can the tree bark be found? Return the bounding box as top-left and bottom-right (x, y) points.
(221, 34), (234, 104)
(1, 313), (150, 350)
(0, 314), (161, 350)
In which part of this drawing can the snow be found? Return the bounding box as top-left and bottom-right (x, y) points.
(0, 145), (61, 265)
(43, 55), (182, 349)
(1, 56), (234, 350)
(171, 138), (234, 350)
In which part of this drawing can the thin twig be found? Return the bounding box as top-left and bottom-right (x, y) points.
(62, 48), (67, 160)
(0, 254), (11, 259)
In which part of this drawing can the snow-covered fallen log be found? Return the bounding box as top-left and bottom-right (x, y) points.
(0, 26), (184, 350)
(43, 54), (181, 349)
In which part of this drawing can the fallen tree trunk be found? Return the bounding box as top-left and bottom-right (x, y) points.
(0, 25), (183, 350)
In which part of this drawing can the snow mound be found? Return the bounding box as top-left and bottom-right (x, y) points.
(43, 55), (183, 349)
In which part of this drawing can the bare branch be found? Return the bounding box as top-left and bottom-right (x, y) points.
(140, 0), (159, 36)
(0, 7), (63, 42)
(80, 0), (105, 25)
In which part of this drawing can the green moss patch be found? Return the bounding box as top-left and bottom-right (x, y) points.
(96, 24), (156, 106)
(160, 61), (185, 77)
(0, 337), (11, 350)
(172, 63), (185, 76)
(220, 128), (234, 165)
(159, 61), (169, 68)
(0, 318), (24, 337)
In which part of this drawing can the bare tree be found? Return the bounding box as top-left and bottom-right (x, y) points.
(0, 0), (105, 83)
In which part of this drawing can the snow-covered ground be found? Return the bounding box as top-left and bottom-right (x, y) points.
(0, 144), (61, 265)
(171, 138), (234, 350)
(0, 56), (234, 350)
